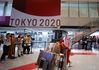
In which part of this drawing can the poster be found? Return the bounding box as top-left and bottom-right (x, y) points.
(0, 16), (10, 27)
(10, 0), (61, 28)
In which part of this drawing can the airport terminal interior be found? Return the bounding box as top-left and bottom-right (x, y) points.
(0, 0), (99, 70)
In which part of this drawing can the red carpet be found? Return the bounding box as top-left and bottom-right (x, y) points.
(9, 52), (97, 70)
(71, 52), (97, 55)
(9, 63), (37, 70)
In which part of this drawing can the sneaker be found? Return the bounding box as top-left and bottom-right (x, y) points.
(18, 55), (21, 57)
(0, 58), (5, 62)
(9, 56), (16, 59)
(68, 62), (72, 67)
(30, 52), (33, 54)
(0, 58), (5, 61)
(21, 54), (23, 56)
(0, 60), (2, 63)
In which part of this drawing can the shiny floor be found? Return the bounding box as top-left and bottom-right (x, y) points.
(0, 47), (99, 70)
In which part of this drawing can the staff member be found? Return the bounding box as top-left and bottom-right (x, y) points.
(23, 33), (31, 54)
(0, 33), (11, 61)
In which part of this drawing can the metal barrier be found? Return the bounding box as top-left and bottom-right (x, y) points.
(32, 41), (50, 49)
(57, 50), (67, 70)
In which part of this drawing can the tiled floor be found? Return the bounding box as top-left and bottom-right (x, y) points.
(0, 51), (39, 70)
(0, 47), (99, 70)
(69, 55), (99, 70)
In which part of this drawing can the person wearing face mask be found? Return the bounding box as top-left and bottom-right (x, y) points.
(17, 34), (23, 57)
(8, 34), (16, 59)
(0, 33), (11, 61)
(23, 33), (31, 54)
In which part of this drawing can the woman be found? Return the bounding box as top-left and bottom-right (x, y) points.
(23, 34), (31, 54)
(59, 39), (71, 66)
(17, 34), (23, 57)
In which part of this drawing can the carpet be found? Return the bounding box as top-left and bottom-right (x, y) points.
(9, 63), (37, 70)
(71, 52), (97, 55)
(9, 52), (97, 70)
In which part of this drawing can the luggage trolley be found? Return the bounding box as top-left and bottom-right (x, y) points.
(57, 49), (67, 70)
(37, 50), (55, 70)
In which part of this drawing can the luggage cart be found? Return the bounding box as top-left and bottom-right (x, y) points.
(37, 50), (55, 70)
(57, 50), (67, 70)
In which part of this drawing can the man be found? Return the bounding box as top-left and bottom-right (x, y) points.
(8, 34), (16, 59)
(0, 33), (11, 61)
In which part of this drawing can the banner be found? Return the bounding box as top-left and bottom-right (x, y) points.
(0, 16), (10, 27)
(10, 0), (61, 28)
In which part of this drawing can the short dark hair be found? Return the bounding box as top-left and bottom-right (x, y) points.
(6, 33), (11, 37)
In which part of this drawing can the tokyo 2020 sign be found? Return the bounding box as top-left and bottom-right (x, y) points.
(10, 0), (61, 28)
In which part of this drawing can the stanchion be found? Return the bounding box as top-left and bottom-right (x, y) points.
(63, 49), (67, 70)
(44, 41), (46, 50)
(57, 49), (67, 70)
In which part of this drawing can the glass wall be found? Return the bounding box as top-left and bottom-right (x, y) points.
(61, 3), (69, 17)
(70, 3), (78, 17)
(61, 2), (99, 18)
(0, 2), (5, 16)
(79, 3), (88, 17)
(89, 3), (98, 17)
(0, 1), (99, 17)
(98, 3), (99, 15)
(0, 2), (12, 16)
(5, 2), (12, 16)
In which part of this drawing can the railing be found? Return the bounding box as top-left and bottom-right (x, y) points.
(72, 19), (99, 44)
(82, 19), (99, 36)
(32, 41), (50, 49)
